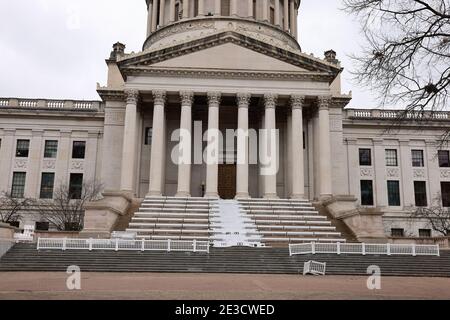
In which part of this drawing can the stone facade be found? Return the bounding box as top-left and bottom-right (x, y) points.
(0, 1), (449, 239)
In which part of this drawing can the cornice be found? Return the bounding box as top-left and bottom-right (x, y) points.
(97, 89), (126, 102)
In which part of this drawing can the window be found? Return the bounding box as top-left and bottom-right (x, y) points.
(72, 141), (86, 159)
(15, 140), (30, 158)
(360, 180), (374, 206)
(438, 150), (450, 167)
(387, 180), (401, 206)
(69, 173), (83, 199)
(442, 182), (450, 207)
(145, 128), (153, 145)
(414, 181), (427, 207)
(253, 0), (257, 18)
(35, 221), (49, 231)
(175, 3), (180, 21)
(270, 7), (275, 24)
(40, 173), (55, 199)
(411, 150), (424, 167)
(385, 149), (398, 166)
(44, 140), (58, 158)
(391, 228), (404, 237)
(11, 172), (26, 198)
(221, 0), (230, 16)
(419, 229), (431, 238)
(359, 149), (372, 166)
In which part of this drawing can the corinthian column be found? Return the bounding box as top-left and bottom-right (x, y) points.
(205, 92), (221, 198)
(283, 0), (289, 31)
(183, 0), (189, 19)
(148, 90), (167, 196)
(291, 95), (305, 199)
(262, 93), (278, 199)
(318, 96), (333, 199)
(169, 0), (176, 22)
(198, 0), (205, 16)
(147, 1), (153, 37)
(275, 0), (281, 26)
(289, 0), (295, 35)
(120, 90), (139, 193)
(236, 92), (251, 199)
(176, 91), (194, 197)
(151, 0), (158, 31)
(159, 0), (166, 26)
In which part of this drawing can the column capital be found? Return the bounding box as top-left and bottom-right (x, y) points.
(180, 91), (194, 106)
(264, 93), (278, 109)
(291, 95), (305, 110)
(125, 89), (139, 105)
(317, 96), (332, 110)
(237, 92), (251, 107)
(207, 92), (222, 105)
(152, 90), (167, 105)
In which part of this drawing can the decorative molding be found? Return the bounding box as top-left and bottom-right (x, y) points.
(413, 169), (426, 179)
(14, 159), (28, 170)
(105, 110), (125, 126)
(71, 160), (84, 171)
(42, 160), (56, 170)
(207, 92), (222, 106)
(152, 90), (167, 105)
(441, 170), (450, 179)
(236, 92), (251, 107)
(264, 93), (278, 109)
(386, 168), (400, 178)
(125, 89), (139, 105)
(180, 91), (194, 106)
(290, 95), (305, 110)
(360, 168), (374, 177)
(318, 96), (332, 110)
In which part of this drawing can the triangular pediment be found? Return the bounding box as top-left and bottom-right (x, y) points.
(118, 31), (341, 80)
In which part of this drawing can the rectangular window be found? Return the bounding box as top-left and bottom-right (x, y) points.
(145, 128), (153, 145)
(411, 150), (424, 167)
(72, 141), (86, 159)
(11, 172), (26, 198)
(391, 228), (404, 237)
(270, 7), (275, 24)
(385, 149), (398, 166)
(419, 229), (431, 238)
(360, 180), (374, 206)
(414, 181), (428, 207)
(442, 182), (450, 207)
(69, 173), (83, 199)
(438, 150), (450, 167)
(15, 139), (30, 158)
(44, 140), (58, 158)
(35, 221), (49, 231)
(387, 180), (401, 206)
(359, 148), (372, 166)
(40, 173), (55, 199)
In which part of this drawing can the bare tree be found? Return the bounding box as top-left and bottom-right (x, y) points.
(411, 195), (450, 236)
(0, 191), (32, 225)
(343, 0), (450, 140)
(35, 180), (103, 231)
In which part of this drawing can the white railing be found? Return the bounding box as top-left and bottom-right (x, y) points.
(303, 261), (327, 275)
(289, 242), (440, 257)
(348, 109), (450, 120)
(0, 98), (101, 111)
(37, 238), (210, 253)
(0, 239), (15, 258)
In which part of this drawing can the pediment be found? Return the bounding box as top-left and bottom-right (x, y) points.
(118, 31), (341, 79)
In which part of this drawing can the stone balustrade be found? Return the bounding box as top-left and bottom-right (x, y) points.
(346, 109), (450, 121)
(0, 98), (103, 112)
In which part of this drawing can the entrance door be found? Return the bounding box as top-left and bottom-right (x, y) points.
(218, 164), (236, 199)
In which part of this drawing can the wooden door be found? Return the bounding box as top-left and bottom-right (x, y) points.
(218, 164), (236, 199)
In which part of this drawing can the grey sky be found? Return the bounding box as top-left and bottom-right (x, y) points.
(0, 0), (377, 108)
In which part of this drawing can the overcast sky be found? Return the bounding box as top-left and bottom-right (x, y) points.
(0, 0), (377, 108)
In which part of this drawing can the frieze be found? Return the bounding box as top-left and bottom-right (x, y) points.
(42, 160), (56, 170)
(413, 169), (426, 179)
(360, 168), (373, 177)
(71, 160), (84, 171)
(386, 168), (400, 178)
(441, 170), (450, 179)
(14, 159), (28, 170)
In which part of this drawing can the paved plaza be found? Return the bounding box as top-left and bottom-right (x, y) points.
(0, 272), (449, 300)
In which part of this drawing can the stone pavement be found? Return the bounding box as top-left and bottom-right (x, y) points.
(0, 272), (449, 300)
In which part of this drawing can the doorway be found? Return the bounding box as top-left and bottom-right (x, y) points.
(218, 164), (236, 199)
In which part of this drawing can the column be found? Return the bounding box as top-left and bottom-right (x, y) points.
(236, 93), (251, 199)
(248, 0), (254, 18)
(176, 91), (194, 197)
(291, 95), (305, 199)
(159, 0), (166, 26)
(205, 92), (221, 198)
(183, 0), (189, 19)
(231, 0), (238, 16)
(283, 0), (289, 31)
(24, 130), (43, 198)
(120, 90), (139, 193)
(169, 0), (176, 22)
(214, 0), (221, 15)
(147, 1), (153, 37)
(263, 93), (278, 199)
(151, 0), (158, 31)
(262, 0), (269, 21)
(198, 0), (205, 16)
(289, 0), (295, 35)
(399, 139), (414, 207)
(0, 129), (15, 192)
(318, 96), (332, 199)
(85, 131), (100, 183)
(275, 0), (281, 26)
(293, 7), (298, 39)
(148, 90), (167, 196)
(373, 138), (388, 207)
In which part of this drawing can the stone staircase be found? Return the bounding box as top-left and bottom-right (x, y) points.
(1, 243), (449, 277)
(125, 196), (345, 247)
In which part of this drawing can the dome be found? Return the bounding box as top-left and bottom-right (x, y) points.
(143, 0), (301, 51)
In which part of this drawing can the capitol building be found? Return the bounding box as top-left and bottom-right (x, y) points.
(1, 0), (449, 245)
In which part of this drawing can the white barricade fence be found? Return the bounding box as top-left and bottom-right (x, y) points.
(303, 260), (327, 275)
(289, 242), (440, 257)
(0, 239), (15, 258)
(37, 238), (210, 253)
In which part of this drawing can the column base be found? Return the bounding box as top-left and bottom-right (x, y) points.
(235, 193), (251, 199)
(291, 194), (305, 200)
(319, 194), (333, 201)
(147, 191), (163, 197)
(175, 192), (191, 198)
(204, 193), (219, 199)
(263, 194), (279, 199)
